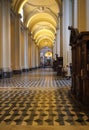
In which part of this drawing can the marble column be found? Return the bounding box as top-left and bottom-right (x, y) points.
(28, 34), (32, 69)
(53, 43), (56, 60)
(56, 26), (60, 57)
(73, 0), (86, 31)
(35, 46), (39, 68)
(62, 0), (72, 67)
(30, 37), (33, 69)
(59, 12), (63, 57)
(86, 0), (89, 30)
(13, 13), (22, 74)
(31, 40), (36, 69)
(23, 27), (29, 72)
(0, 1), (2, 70)
(78, 0), (86, 31)
(10, 9), (15, 71)
(1, 0), (12, 78)
(38, 47), (40, 67)
(73, 0), (78, 28)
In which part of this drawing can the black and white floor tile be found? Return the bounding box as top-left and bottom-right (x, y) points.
(0, 68), (89, 126)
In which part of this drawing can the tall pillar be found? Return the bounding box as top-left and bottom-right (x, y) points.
(0, 1), (2, 69)
(53, 43), (56, 60)
(30, 38), (35, 69)
(13, 13), (22, 74)
(23, 27), (29, 72)
(30, 37), (33, 69)
(31, 40), (36, 69)
(63, 0), (72, 67)
(11, 9), (15, 71)
(35, 46), (40, 68)
(59, 10), (63, 57)
(38, 47), (40, 67)
(28, 34), (31, 69)
(56, 25), (60, 57)
(86, 0), (89, 30)
(73, 0), (86, 31)
(78, 0), (86, 31)
(73, 0), (78, 28)
(1, 0), (12, 78)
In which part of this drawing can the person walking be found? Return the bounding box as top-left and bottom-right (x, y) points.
(65, 65), (71, 79)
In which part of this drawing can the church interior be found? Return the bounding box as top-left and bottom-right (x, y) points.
(0, 0), (89, 130)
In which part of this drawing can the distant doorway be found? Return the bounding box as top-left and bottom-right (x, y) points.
(40, 47), (53, 68)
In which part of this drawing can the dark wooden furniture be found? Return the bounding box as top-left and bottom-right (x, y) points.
(68, 26), (89, 105)
(53, 56), (63, 76)
(80, 33), (89, 105)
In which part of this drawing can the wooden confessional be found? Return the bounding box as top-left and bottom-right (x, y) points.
(68, 26), (89, 105)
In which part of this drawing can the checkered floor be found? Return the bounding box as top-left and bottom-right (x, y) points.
(0, 68), (89, 126)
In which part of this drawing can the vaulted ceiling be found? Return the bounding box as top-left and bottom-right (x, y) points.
(11, 0), (61, 49)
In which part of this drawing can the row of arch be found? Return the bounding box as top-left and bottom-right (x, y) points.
(11, 0), (61, 49)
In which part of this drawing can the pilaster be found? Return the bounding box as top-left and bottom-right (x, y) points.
(23, 27), (29, 72)
(13, 13), (22, 74)
(1, 0), (12, 78)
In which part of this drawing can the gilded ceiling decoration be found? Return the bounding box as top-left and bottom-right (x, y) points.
(11, 0), (61, 49)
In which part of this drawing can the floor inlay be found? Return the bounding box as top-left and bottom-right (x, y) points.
(0, 68), (89, 127)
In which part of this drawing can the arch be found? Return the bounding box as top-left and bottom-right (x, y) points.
(31, 21), (56, 35)
(33, 26), (55, 38)
(26, 12), (57, 29)
(34, 29), (55, 40)
(13, 0), (60, 13)
(39, 41), (53, 49)
(37, 39), (53, 47)
(11, 0), (61, 48)
(36, 36), (54, 44)
(25, 7), (58, 27)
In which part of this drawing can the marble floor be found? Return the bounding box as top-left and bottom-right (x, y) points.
(0, 68), (89, 130)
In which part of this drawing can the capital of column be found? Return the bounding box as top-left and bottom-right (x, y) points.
(14, 12), (22, 28)
(20, 22), (29, 31)
(15, 12), (22, 19)
(24, 26), (29, 32)
(10, 6), (21, 20)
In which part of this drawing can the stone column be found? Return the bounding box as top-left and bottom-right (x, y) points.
(53, 43), (56, 60)
(63, 0), (72, 67)
(86, 0), (89, 30)
(13, 13), (22, 74)
(30, 37), (33, 69)
(35, 46), (39, 68)
(10, 9), (15, 71)
(31, 40), (36, 69)
(37, 47), (40, 68)
(78, 0), (86, 31)
(30, 38), (35, 69)
(1, 0), (12, 78)
(28, 34), (31, 69)
(59, 12), (63, 57)
(73, 0), (86, 31)
(56, 25), (60, 57)
(73, 0), (78, 28)
(0, 1), (2, 70)
(23, 27), (29, 72)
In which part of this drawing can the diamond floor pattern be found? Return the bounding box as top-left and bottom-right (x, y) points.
(0, 68), (89, 126)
